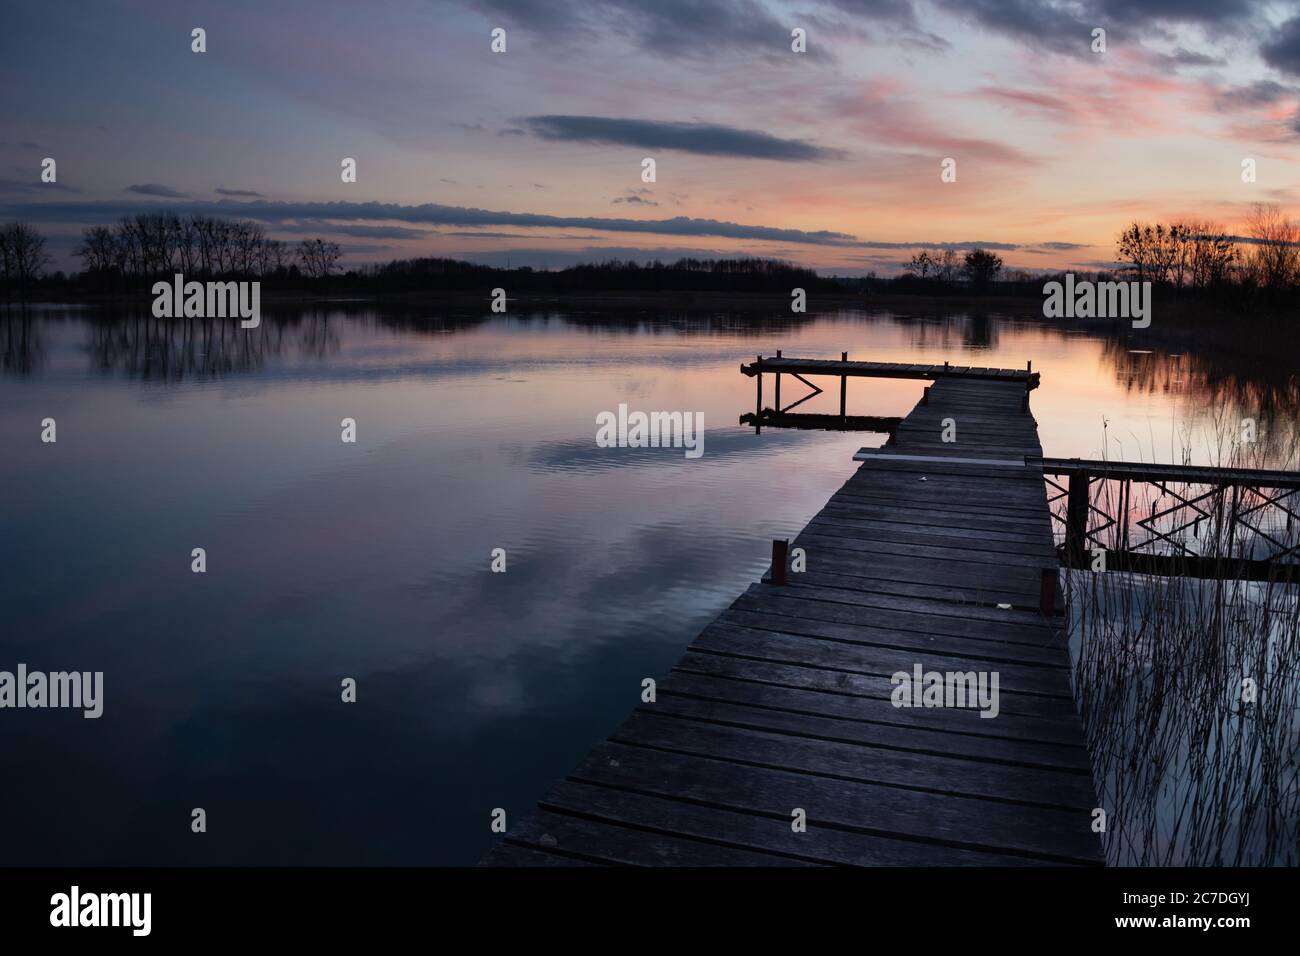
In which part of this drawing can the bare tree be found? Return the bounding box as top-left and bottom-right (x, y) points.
(936, 248), (960, 284)
(75, 225), (117, 274)
(244, 222), (267, 275)
(192, 215), (215, 274)
(1116, 222), (1157, 282)
(1244, 203), (1299, 290)
(268, 239), (288, 274)
(212, 218), (233, 273)
(0, 223), (50, 283)
(1172, 220), (1236, 289)
(298, 238), (342, 279)
(905, 251), (934, 279)
(174, 215), (197, 274)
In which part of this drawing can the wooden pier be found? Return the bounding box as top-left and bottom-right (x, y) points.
(484, 359), (1102, 867)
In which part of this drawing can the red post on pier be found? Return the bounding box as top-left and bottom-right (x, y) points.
(771, 539), (789, 586)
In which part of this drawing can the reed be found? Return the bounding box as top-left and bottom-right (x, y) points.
(1064, 417), (1300, 865)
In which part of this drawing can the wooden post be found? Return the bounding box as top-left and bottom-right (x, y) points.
(1229, 484), (1240, 560)
(921, 385), (930, 405)
(840, 351), (848, 418)
(1119, 479), (1130, 553)
(1039, 568), (1056, 616)
(771, 539), (789, 586)
(1027, 360), (1032, 373)
(1065, 469), (1090, 567)
(774, 350), (782, 412)
(943, 360), (949, 375)
(755, 364), (763, 434)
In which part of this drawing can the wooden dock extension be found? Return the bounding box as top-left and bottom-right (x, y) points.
(484, 363), (1103, 867)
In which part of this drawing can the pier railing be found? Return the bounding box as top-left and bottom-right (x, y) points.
(738, 350), (1038, 433)
(1034, 457), (1300, 582)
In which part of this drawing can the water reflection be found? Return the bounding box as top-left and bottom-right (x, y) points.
(0, 303), (1296, 865)
(1, 312), (44, 375)
(4, 304), (1292, 417)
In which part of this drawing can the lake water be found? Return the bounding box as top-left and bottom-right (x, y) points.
(1, 304), (1295, 864)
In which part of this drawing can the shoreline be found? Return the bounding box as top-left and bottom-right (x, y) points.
(1, 290), (1286, 357)
(3, 288), (1049, 312)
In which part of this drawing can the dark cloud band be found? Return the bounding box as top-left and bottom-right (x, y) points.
(521, 115), (846, 161)
(0, 198), (860, 245)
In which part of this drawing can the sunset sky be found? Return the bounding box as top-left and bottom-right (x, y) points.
(5, 0), (1300, 274)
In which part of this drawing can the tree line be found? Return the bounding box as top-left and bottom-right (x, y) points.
(900, 247), (1005, 291)
(356, 255), (838, 293)
(72, 214), (342, 283)
(6, 203), (1300, 300)
(1113, 204), (1297, 291)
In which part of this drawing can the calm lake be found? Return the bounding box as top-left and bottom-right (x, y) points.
(1, 303), (1295, 864)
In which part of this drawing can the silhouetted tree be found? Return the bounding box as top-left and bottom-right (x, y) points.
(963, 248), (1003, 291)
(298, 238), (342, 279)
(0, 222), (50, 287)
(936, 249), (960, 284)
(905, 251), (935, 279)
(1245, 203), (1299, 290)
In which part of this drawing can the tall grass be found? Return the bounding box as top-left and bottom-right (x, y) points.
(1062, 415), (1300, 865)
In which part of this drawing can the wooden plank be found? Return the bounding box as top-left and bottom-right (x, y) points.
(658, 670), (1091, 762)
(799, 525), (1056, 560)
(500, 808), (807, 866)
(788, 568), (1039, 606)
(840, 474), (1053, 506)
(716, 606), (1065, 669)
(816, 495), (1053, 529)
(538, 779), (1042, 865)
(768, 582), (1066, 633)
(820, 510), (1054, 545)
(673, 650), (1082, 724)
(815, 508), (1056, 546)
(839, 475), (1051, 505)
(643, 691), (1093, 775)
(569, 742), (1101, 864)
(803, 516), (1058, 559)
(691, 622), (1074, 698)
(787, 539), (1053, 584)
(823, 499), (1053, 536)
(726, 593), (1065, 660)
(609, 711), (1096, 809)
(743, 358), (1037, 384)
(787, 547), (1051, 598)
